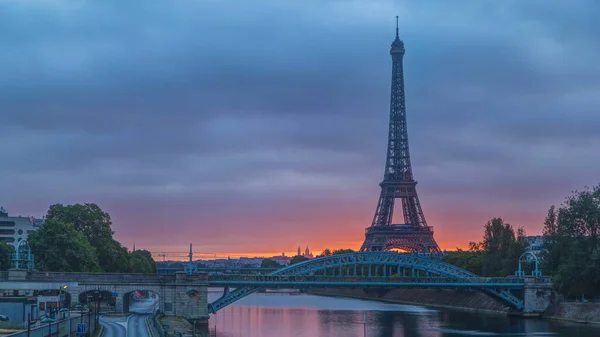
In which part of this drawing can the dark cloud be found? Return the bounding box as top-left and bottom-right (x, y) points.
(1, 0), (599, 253)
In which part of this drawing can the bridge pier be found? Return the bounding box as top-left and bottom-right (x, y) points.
(519, 276), (553, 316)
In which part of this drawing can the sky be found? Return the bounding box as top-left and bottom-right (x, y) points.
(1, 0), (599, 260)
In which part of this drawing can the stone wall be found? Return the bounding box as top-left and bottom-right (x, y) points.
(309, 288), (511, 314)
(5, 270), (209, 324)
(544, 302), (600, 324)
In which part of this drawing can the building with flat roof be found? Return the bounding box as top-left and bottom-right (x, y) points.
(0, 207), (43, 247)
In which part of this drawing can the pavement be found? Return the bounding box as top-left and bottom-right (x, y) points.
(100, 314), (152, 337)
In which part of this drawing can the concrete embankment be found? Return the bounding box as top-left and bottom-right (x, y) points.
(544, 303), (600, 324)
(309, 288), (600, 324)
(308, 288), (510, 314)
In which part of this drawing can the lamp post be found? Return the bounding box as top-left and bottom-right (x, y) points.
(41, 317), (55, 337)
(59, 285), (68, 309)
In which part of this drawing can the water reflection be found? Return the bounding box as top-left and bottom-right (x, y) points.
(207, 291), (600, 337)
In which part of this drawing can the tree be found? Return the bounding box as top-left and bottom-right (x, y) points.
(261, 259), (281, 269)
(443, 249), (484, 275)
(101, 240), (131, 273)
(27, 220), (100, 272)
(444, 218), (525, 277)
(542, 205), (557, 237)
(480, 217), (526, 277)
(290, 255), (309, 265)
(319, 249), (332, 257)
(332, 249), (355, 255)
(46, 203), (114, 248)
(0, 241), (14, 271)
(129, 249), (156, 273)
(542, 184), (600, 297)
(44, 203), (156, 273)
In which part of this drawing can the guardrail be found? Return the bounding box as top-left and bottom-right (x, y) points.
(151, 313), (166, 337)
(208, 275), (526, 288)
(28, 272), (176, 284)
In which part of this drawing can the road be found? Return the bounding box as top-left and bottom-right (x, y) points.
(99, 314), (151, 337)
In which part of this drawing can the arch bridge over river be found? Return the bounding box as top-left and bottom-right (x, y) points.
(207, 252), (551, 314)
(1, 252), (552, 324)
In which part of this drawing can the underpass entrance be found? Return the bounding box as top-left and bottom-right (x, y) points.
(123, 290), (160, 314)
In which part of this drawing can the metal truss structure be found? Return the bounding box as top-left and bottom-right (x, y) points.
(360, 18), (440, 253)
(11, 239), (35, 271)
(209, 275), (524, 288)
(208, 252), (523, 313)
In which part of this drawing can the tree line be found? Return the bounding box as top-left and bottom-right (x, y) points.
(442, 217), (527, 277)
(444, 183), (600, 298)
(0, 203), (155, 273)
(541, 184), (600, 298)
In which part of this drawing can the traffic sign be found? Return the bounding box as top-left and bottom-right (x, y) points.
(113, 292), (118, 298)
(77, 323), (87, 336)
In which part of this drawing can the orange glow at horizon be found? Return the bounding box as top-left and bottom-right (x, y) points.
(152, 240), (475, 261)
(136, 201), (545, 262)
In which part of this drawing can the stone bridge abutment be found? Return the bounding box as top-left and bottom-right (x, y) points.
(9, 270), (209, 324)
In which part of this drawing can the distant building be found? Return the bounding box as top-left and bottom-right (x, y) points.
(0, 206), (44, 247)
(270, 255), (291, 266)
(524, 235), (544, 255)
(297, 246), (314, 259)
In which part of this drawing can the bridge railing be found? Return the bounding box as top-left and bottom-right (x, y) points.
(28, 272), (175, 284)
(208, 274), (526, 285)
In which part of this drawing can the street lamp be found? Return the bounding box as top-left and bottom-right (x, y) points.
(41, 317), (55, 337)
(59, 285), (68, 308)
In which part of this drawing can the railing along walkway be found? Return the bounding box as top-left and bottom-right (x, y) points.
(208, 275), (525, 288)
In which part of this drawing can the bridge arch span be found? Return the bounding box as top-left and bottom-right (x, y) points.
(208, 252), (523, 313)
(272, 252), (476, 278)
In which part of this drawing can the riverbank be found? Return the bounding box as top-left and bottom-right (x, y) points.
(308, 288), (600, 324)
(544, 302), (600, 324)
(308, 288), (510, 315)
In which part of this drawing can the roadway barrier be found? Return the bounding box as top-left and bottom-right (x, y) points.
(150, 313), (166, 337)
(4, 312), (98, 337)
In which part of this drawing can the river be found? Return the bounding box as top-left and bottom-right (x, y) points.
(206, 290), (600, 337)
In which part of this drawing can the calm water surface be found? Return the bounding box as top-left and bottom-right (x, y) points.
(206, 290), (600, 337)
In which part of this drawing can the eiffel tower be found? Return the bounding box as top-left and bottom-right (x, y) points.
(360, 17), (441, 253)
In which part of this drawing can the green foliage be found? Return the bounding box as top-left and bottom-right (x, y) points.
(261, 259), (281, 269)
(542, 184), (600, 297)
(129, 249), (157, 273)
(318, 248), (354, 257)
(100, 240), (130, 273)
(0, 241), (14, 271)
(47, 203), (114, 248)
(444, 217), (525, 277)
(332, 249), (355, 255)
(443, 250), (484, 275)
(290, 255), (309, 265)
(28, 219), (100, 272)
(320, 248), (332, 257)
(480, 218), (526, 277)
(32, 203), (156, 273)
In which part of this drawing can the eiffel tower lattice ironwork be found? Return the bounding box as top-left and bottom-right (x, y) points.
(360, 17), (441, 253)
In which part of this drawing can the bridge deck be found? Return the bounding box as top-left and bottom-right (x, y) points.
(208, 275), (525, 288)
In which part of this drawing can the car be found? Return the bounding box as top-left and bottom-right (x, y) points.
(0, 314), (9, 321)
